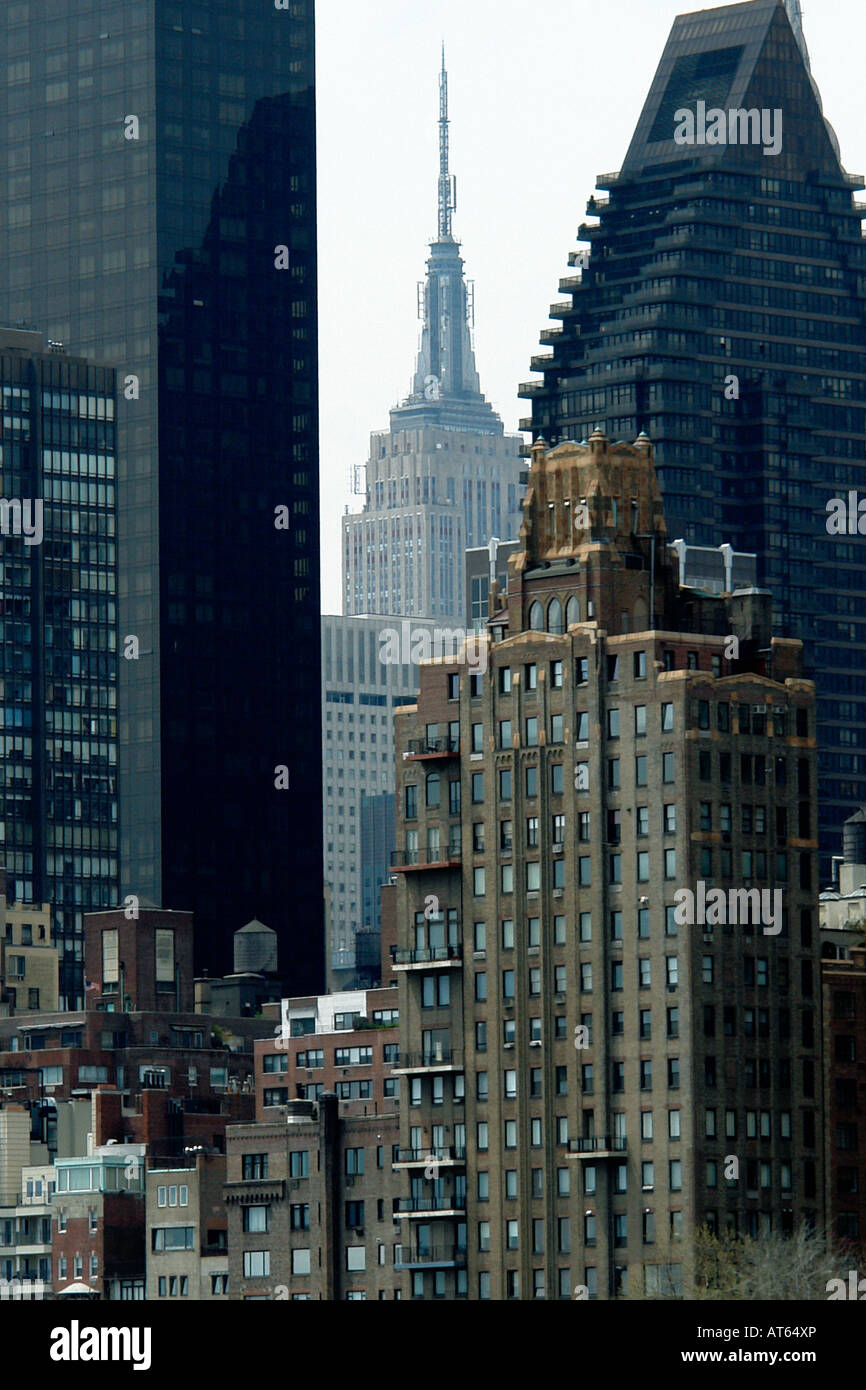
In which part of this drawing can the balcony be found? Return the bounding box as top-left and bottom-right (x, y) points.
(394, 1245), (467, 1269)
(392, 1049), (462, 1075)
(406, 737), (459, 760)
(393, 1146), (466, 1169)
(393, 1195), (467, 1218)
(223, 1179), (286, 1205)
(568, 1136), (627, 1159)
(391, 945), (462, 970)
(390, 848), (461, 872)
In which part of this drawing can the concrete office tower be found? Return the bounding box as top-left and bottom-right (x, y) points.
(0, 3), (323, 995)
(342, 54), (523, 622)
(0, 330), (118, 1006)
(391, 429), (821, 1299)
(322, 614), (442, 977)
(520, 0), (866, 876)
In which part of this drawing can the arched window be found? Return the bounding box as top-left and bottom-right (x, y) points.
(529, 601), (544, 631)
(565, 596), (580, 629)
(548, 598), (563, 635)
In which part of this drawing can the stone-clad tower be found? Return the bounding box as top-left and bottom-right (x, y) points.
(342, 53), (524, 622)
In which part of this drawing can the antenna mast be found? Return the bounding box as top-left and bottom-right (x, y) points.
(438, 46), (456, 240)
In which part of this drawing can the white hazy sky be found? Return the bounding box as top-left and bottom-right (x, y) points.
(316, 0), (864, 614)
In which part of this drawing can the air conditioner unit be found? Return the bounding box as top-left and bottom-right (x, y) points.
(529, 1040), (542, 1048)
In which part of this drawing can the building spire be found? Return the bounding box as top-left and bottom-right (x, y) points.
(438, 46), (456, 241)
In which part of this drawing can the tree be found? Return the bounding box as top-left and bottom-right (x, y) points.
(694, 1222), (850, 1301)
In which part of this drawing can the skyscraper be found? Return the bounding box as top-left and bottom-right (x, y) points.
(520, 0), (866, 875)
(343, 54), (524, 622)
(0, 2), (322, 997)
(391, 429), (821, 1299)
(0, 329), (118, 1005)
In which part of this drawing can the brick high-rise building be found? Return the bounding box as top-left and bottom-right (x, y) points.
(390, 428), (821, 1299)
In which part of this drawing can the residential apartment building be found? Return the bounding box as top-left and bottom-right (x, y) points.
(255, 987), (399, 1120)
(226, 1096), (402, 1300)
(390, 428), (821, 1298)
(0, 871), (56, 1015)
(145, 1153), (228, 1300)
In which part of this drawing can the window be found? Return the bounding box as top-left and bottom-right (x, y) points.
(290, 1204), (310, 1230)
(243, 1154), (268, 1181)
(291, 1248), (310, 1276)
(153, 1227), (195, 1252)
(635, 755), (648, 787)
(472, 772), (484, 804)
(662, 753), (675, 783)
(243, 1206), (269, 1233)
(290, 1151), (310, 1178)
(634, 705), (647, 737)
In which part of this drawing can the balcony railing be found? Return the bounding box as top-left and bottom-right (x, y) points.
(569, 1135), (627, 1155)
(393, 1195), (467, 1214)
(390, 848), (461, 870)
(394, 1146), (466, 1165)
(406, 738), (459, 758)
(394, 1245), (467, 1268)
(391, 945), (462, 966)
(393, 1049), (462, 1071)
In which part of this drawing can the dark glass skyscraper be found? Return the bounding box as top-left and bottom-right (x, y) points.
(0, 329), (118, 1003)
(521, 0), (866, 872)
(0, 2), (322, 1000)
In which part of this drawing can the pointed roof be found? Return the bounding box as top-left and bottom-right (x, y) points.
(391, 52), (503, 434)
(620, 0), (846, 182)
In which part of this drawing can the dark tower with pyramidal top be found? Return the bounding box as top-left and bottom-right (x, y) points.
(521, 0), (866, 874)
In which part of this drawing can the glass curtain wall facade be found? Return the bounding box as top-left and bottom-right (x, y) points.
(0, 334), (118, 1004)
(0, 1), (322, 999)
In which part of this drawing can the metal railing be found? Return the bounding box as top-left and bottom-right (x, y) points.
(390, 848), (461, 869)
(569, 1135), (627, 1154)
(391, 945), (461, 966)
(394, 1049), (462, 1070)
